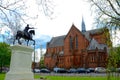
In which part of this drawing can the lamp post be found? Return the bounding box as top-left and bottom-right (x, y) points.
(33, 45), (35, 73)
(40, 45), (42, 68)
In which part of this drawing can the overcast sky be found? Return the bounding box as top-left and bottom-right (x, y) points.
(0, 0), (95, 61)
(25, 0), (95, 38)
(25, 0), (95, 61)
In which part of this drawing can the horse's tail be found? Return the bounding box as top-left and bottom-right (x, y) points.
(17, 30), (21, 34)
(16, 31), (20, 39)
(13, 31), (19, 44)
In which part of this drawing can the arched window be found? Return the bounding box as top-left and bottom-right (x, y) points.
(75, 35), (78, 49)
(69, 36), (73, 50)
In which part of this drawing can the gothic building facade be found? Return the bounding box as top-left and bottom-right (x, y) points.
(44, 18), (110, 69)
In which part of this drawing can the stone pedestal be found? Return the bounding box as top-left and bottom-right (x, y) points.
(5, 45), (34, 80)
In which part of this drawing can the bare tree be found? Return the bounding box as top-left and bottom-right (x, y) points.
(88, 0), (120, 48)
(88, 0), (120, 29)
(0, 0), (55, 26)
(0, 0), (27, 44)
(36, 0), (55, 19)
(0, 0), (55, 44)
(88, 0), (120, 79)
(0, 0), (27, 26)
(0, 0), (55, 27)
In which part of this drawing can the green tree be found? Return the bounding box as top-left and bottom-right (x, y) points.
(39, 53), (46, 68)
(107, 46), (120, 80)
(111, 46), (120, 67)
(0, 42), (11, 73)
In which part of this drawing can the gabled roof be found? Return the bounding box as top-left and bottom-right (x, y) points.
(47, 35), (66, 48)
(87, 38), (107, 50)
(47, 24), (108, 50)
(82, 28), (106, 41)
(64, 24), (86, 40)
(87, 38), (99, 50)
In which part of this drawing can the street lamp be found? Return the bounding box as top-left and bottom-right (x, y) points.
(33, 45), (35, 73)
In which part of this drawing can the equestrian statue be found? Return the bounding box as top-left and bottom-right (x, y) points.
(13, 24), (35, 46)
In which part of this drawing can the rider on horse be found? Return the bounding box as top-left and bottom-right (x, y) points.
(13, 24), (35, 46)
(24, 24), (34, 39)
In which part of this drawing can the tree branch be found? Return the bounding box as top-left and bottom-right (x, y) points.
(6, 0), (23, 8)
(0, 5), (26, 24)
(107, 0), (120, 16)
(115, 0), (120, 8)
(91, 0), (120, 21)
(0, 8), (10, 24)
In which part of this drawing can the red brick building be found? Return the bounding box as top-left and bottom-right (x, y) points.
(44, 19), (110, 69)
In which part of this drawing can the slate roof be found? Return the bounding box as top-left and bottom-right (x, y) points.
(47, 26), (107, 51)
(47, 35), (66, 48)
(82, 28), (103, 41)
(87, 38), (107, 50)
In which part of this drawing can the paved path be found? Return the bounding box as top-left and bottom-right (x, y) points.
(38, 72), (120, 77)
(39, 73), (108, 77)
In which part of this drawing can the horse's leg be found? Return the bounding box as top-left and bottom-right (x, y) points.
(18, 37), (22, 45)
(31, 39), (35, 45)
(33, 40), (35, 45)
(15, 34), (21, 45)
(27, 40), (29, 46)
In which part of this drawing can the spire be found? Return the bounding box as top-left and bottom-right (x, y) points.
(81, 16), (86, 32)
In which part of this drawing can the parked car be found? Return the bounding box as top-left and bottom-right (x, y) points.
(76, 68), (87, 73)
(95, 67), (106, 73)
(85, 68), (90, 73)
(57, 68), (68, 73)
(116, 68), (120, 73)
(0, 67), (9, 73)
(87, 68), (95, 73)
(40, 68), (50, 73)
(53, 67), (61, 73)
(68, 68), (77, 73)
(107, 67), (116, 72)
(34, 69), (40, 73)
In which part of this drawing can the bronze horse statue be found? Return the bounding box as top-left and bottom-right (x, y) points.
(13, 29), (35, 46)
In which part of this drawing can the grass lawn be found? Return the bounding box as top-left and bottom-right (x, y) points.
(0, 73), (5, 80)
(35, 74), (119, 80)
(40, 76), (107, 80)
(0, 73), (119, 80)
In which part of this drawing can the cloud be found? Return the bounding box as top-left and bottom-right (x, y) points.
(34, 34), (51, 49)
(0, 26), (13, 42)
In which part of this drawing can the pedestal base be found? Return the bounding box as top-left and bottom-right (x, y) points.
(5, 72), (34, 80)
(5, 45), (34, 80)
